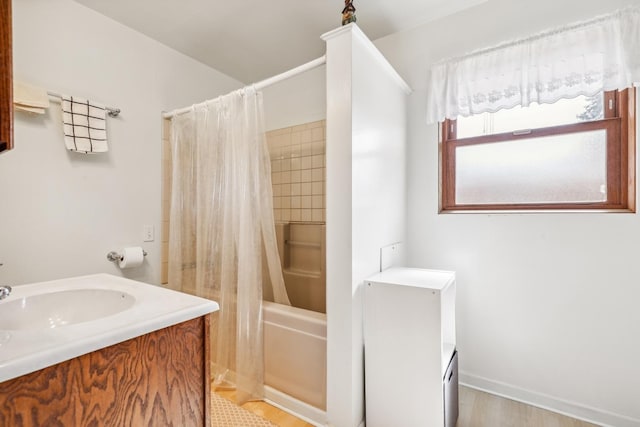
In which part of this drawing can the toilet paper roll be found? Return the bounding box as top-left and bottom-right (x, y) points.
(118, 246), (145, 269)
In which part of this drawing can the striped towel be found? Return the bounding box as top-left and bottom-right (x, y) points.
(61, 95), (108, 153)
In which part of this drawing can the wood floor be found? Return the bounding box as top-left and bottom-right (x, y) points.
(216, 386), (598, 427)
(457, 387), (598, 427)
(215, 389), (313, 427)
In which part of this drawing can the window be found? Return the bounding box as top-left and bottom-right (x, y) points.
(440, 89), (636, 212)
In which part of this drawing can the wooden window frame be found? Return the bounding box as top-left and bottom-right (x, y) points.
(440, 89), (636, 212)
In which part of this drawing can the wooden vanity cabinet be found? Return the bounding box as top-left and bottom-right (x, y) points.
(0, 0), (13, 154)
(0, 316), (212, 426)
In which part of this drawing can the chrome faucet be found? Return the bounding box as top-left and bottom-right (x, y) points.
(0, 262), (10, 300)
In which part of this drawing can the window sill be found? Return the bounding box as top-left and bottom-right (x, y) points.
(439, 208), (636, 215)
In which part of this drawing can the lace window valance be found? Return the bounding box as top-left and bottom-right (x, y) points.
(426, 7), (640, 123)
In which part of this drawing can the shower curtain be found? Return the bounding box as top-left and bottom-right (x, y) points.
(168, 86), (290, 403)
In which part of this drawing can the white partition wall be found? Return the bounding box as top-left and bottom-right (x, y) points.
(322, 24), (410, 427)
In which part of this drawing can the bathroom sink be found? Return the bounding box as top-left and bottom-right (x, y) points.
(0, 289), (135, 331)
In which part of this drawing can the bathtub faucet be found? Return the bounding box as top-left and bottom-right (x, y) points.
(0, 286), (11, 300)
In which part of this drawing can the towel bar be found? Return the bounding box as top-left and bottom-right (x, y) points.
(47, 91), (121, 117)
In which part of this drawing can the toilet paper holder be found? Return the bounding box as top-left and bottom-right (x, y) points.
(107, 250), (148, 263)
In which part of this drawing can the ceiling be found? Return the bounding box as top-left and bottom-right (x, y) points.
(73, 0), (487, 83)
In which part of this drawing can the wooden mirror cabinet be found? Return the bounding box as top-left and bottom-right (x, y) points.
(1, 0), (13, 154)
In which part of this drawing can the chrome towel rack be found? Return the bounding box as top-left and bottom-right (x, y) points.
(47, 91), (121, 117)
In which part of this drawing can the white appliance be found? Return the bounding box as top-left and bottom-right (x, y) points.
(364, 267), (457, 427)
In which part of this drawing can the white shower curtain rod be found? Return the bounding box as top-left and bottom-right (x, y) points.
(163, 55), (327, 119)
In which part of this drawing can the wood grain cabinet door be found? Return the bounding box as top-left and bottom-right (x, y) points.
(0, 0), (13, 154)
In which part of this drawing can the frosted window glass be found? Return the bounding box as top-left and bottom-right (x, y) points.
(455, 130), (607, 205)
(457, 95), (604, 139)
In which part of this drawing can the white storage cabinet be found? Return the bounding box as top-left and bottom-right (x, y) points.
(364, 267), (456, 427)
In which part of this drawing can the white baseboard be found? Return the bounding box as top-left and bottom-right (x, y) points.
(323, 418), (365, 427)
(460, 371), (640, 427)
(264, 385), (327, 427)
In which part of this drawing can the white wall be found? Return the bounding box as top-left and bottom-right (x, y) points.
(324, 24), (408, 427)
(374, 1), (640, 425)
(262, 65), (326, 132)
(0, 0), (241, 286)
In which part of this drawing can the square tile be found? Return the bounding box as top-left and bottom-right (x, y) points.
(161, 242), (170, 261)
(267, 122), (328, 226)
(301, 142), (312, 157)
(312, 182), (323, 195)
(291, 131), (301, 144)
(312, 155), (324, 168)
(311, 141), (324, 155)
(269, 147), (281, 160)
(272, 172), (281, 185)
(162, 197), (170, 218)
(279, 133), (292, 147)
(301, 156), (312, 169)
(312, 128), (324, 141)
(266, 134), (276, 146)
(291, 196), (301, 209)
(291, 144), (302, 158)
(161, 262), (168, 284)
(270, 134), (281, 147)
(162, 220), (170, 242)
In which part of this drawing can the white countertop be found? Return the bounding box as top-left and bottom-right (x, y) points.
(0, 273), (218, 383)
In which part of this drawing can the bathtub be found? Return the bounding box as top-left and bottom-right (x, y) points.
(0, 273), (218, 382)
(263, 300), (327, 425)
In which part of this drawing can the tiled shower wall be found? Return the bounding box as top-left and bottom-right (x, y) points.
(161, 119), (171, 284)
(266, 120), (326, 223)
(161, 119), (326, 283)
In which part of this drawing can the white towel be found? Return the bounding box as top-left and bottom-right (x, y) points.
(61, 95), (109, 153)
(13, 81), (50, 114)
